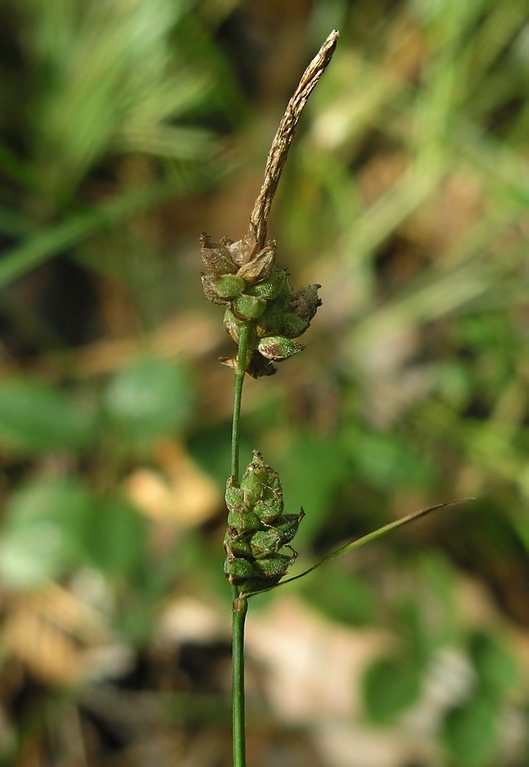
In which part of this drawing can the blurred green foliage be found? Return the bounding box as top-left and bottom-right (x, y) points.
(1, 0), (529, 765)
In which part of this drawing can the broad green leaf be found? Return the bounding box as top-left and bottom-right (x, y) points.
(0, 182), (201, 288)
(442, 696), (499, 767)
(0, 379), (94, 453)
(395, 598), (432, 667)
(103, 357), (194, 441)
(277, 436), (350, 541)
(362, 653), (422, 724)
(83, 495), (148, 576)
(0, 478), (94, 589)
(301, 566), (379, 626)
(417, 551), (458, 647)
(350, 430), (436, 490)
(469, 631), (520, 696)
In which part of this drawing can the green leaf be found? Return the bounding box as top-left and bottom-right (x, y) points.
(103, 357), (194, 441)
(0, 478), (94, 589)
(300, 566), (379, 626)
(442, 695), (499, 767)
(395, 598), (431, 667)
(278, 436), (350, 541)
(252, 498), (473, 597)
(362, 653), (422, 724)
(469, 630), (520, 696)
(417, 551), (458, 647)
(0, 182), (200, 288)
(349, 430), (436, 490)
(0, 379), (94, 453)
(83, 495), (148, 576)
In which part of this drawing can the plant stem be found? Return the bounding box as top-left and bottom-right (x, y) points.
(230, 320), (250, 766)
(230, 321), (250, 480)
(227, 33), (339, 766)
(232, 593), (248, 767)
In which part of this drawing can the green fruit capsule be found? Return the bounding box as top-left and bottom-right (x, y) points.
(250, 529), (282, 559)
(260, 476), (282, 504)
(258, 336), (304, 361)
(247, 268), (288, 300)
(224, 529), (252, 559)
(240, 451), (283, 506)
(214, 274), (246, 299)
(202, 274), (229, 305)
(227, 507), (261, 534)
(252, 451), (282, 490)
(240, 454), (267, 505)
(224, 555), (257, 585)
(279, 313), (310, 339)
(256, 303), (283, 337)
(232, 294), (267, 320)
(240, 467), (263, 506)
(253, 552), (294, 581)
(254, 497), (283, 525)
(275, 509), (305, 545)
(225, 476), (246, 511)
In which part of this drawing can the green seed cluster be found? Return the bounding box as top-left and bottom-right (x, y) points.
(200, 232), (321, 377)
(223, 451), (304, 594)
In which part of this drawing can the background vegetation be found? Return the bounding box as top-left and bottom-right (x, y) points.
(1, 1), (528, 765)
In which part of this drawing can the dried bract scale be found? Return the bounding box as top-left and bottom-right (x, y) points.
(201, 274), (229, 305)
(223, 308), (241, 344)
(237, 242), (276, 284)
(258, 336), (305, 361)
(226, 232), (258, 267)
(219, 356), (236, 369)
(290, 284), (322, 322)
(200, 233), (238, 277)
(246, 352), (277, 378)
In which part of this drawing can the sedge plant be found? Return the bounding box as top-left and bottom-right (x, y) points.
(200, 30), (473, 767)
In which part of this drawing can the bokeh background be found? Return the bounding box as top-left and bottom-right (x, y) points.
(1, 1), (529, 765)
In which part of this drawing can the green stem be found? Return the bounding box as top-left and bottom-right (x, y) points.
(232, 594), (248, 767)
(230, 320), (251, 767)
(230, 322), (251, 481)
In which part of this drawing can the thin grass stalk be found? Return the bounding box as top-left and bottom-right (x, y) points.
(230, 322), (251, 480)
(230, 321), (250, 765)
(231, 593), (248, 767)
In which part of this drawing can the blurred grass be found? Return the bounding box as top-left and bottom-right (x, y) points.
(1, 0), (529, 765)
